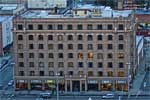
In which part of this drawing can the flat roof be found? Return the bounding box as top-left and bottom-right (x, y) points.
(0, 16), (11, 22)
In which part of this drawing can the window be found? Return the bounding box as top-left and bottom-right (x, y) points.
(38, 24), (43, 30)
(88, 44), (93, 50)
(118, 62), (124, 68)
(48, 24), (53, 30)
(97, 44), (103, 50)
(59, 71), (64, 76)
(118, 35), (124, 40)
(58, 44), (63, 50)
(18, 53), (24, 58)
(39, 53), (44, 58)
(30, 71), (35, 76)
(78, 35), (83, 40)
(78, 62), (83, 67)
(68, 62), (73, 67)
(107, 53), (113, 59)
(88, 71), (93, 76)
(67, 25), (73, 30)
(39, 62), (44, 67)
(118, 44), (124, 50)
(48, 53), (54, 58)
(68, 35), (73, 40)
(87, 35), (93, 41)
(68, 44), (73, 50)
(48, 35), (53, 40)
(87, 24), (93, 30)
(84, 10), (87, 14)
(107, 71), (113, 77)
(19, 62), (24, 67)
(58, 35), (63, 41)
(78, 44), (83, 50)
(18, 44), (23, 49)
(58, 53), (63, 58)
(38, 35), (43, 40)
(78, 71), (83, 75)
(57, 24), (63, 30)
(108, 62), (113, 68)
(48, 44), (53, 50)
(108, 44), (113, 50)
(18, 35), (23, 40)
(29, 44), (34, 49)
(39, 71), (44, 76)
(77, 24), (83, 30)
(28, 24), (33, 30)
(28, 35), (33, 40)
(108, 35), (113, 40)
(68, 71), (73, 76)
(97, 24), (102, 30)
(58, 62), (64, 67)
(117, 71), (125, 77)
(97, 35), (102, 40)
(88, 52), (93, 59)
(97, 53), (103, 59)
(39, 44), (44, 49)
(118, 24), (124, 30)
(88, 62), (93, 68)
(19, 71), (24, 76)
(29, 53), (34, 58)
(68, 53), (73, 58)
(17, 24), (23, 30)
(97, 71), (103, 76)
(78, 53), (83, 59)
(49, 71), (54, 76)
(107, 24), (113, 30)
(48, 62), (54, 68)
(29, 62), (34, 67)
(118, 53), (124, 59)
(97, 62), (103, 68)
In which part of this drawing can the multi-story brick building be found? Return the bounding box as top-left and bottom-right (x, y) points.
(13, 6), (136, 92)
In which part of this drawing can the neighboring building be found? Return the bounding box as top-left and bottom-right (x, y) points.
(13, 5), (136, 92)
(0, 0), (26, 4)
(0, 16), (13, 56)
(27, 0), (67, 9)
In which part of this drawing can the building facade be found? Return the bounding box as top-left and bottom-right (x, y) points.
(13, 8), (136, 92)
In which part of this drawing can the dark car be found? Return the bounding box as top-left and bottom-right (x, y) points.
(39, 92), (52, 98)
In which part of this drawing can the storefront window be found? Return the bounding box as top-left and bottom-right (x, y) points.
(100, 81), (113, 91)
(15, 80), (27, 90)
(45, 80), (56, 90)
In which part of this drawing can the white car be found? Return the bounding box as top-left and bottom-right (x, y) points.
(8, 80), (14, 86)
(102, 93), (115, 99)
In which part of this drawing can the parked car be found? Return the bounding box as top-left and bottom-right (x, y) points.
(39, 92), (52, 98)
(8, 80), (14, 86)
(0, 84), (3, 90)
(35, 98), (43, 100)
(102, 93), (115, 99)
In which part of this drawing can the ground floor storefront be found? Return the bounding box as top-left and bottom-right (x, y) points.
(15, 77), (128, 92)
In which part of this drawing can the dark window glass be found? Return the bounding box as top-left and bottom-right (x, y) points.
(97, 44), (103, 50)
(39, 53), (44, 58)
(58, 24), (63, 30)
(38, 35), (43, 40)
(118, 24), (124, 30)
(39, 71), (44, 76)
(87, 24), (93, 30)
(28, 35), (33, 40)
(118, 44), (124, 50)
(119, 62), (124, 68)
(88, 44), (93, 50)
(97, 62), (103, 68)
(88, 62), (93, 68)
(67, 25), (72, 30)
(68, 35), (73, 40)
(108, 24), (112, 30)
(97, 71), (103, 76)
(68, 71), (73, 76)
(78, 44), (83, 50)
(58, 53), (63, 58)
(29, 62), (34, 67)
(48, 53), (54, 58)
(78, 35), (83, 40)
(29, 44), (34, 49)
(28, 24), (33, 30)
(18, 53), (24, 58)
(108, 44), (113, 50)
(118, 35), (124, 40)
(107, 53), (113, 59)
(29, 53), (34, 58)
(68, 53), (73, 58)
(78, 62), (83, 67)
(77, 24), (83, 30)
(30, 71), (35, 76)
(58, 44), (63, 50)
(108, 62), (113, 68)
(48, 35), (53, 40)
(18, 24), (23, 30)
(49, 71), (54, 76)
(19, 62), (24, 67)
(58, 62), (64, 67)
(18, 35), (23, 40)
(38, 24), (43, 30)
(97, 24), (102, 30)
(19, 71), (24, 76)
(108, 35), (113, 40)
(48, 25), (53, 30)
(38, 44), (44, 49)
(59, 71), (64, 76)
(87, 35), (93, 41)
(97, 35), (102, 40)
(68, 44), (73, 50)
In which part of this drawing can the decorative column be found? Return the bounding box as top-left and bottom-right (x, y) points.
(70, 80), (72, 92)
(28, 80), (31, 90)
(80, 80), (82, 92)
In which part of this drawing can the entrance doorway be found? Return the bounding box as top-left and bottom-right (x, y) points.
(72, 81), (80, 91)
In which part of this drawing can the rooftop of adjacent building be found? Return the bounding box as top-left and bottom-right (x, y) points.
(19, 4), (133, 19)
(0, 16), (12, 22)
(135, 9), (150, 14)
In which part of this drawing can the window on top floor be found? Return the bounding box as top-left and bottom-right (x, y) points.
(97, 24), (102, 30)
(77, 24), (83, 30)
(48, 24), (53, 30)
(87, 24), (93, 30)
(17, 24), (23, 30)
(38, 24), (43, 30)
(67, 24), (73, 30)
(118, 24), (124, 30)
(107, 24), (113, 30)
(28, 24), (33, 30)
(57, 24), (63, 30)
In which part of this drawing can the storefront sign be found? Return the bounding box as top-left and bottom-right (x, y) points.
(18, 80), (25, 83)
(117, 81), (126, 84)
(102, 80), (111, 83)
(31, 80), (41, 83)
(88, 80), (97, 84)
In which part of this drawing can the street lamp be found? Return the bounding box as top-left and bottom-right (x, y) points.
(56, 72), (60, 100)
